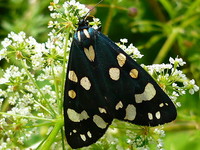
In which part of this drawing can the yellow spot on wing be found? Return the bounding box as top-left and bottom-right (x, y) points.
(68, 70), (78, 82)
(84, 45), (95, 61)
(109, 68), (120, 81)
(68, 90), (76, 99)
(130, 69), (138, 78)
(124, 104), (136, 121)
(117, 53), (126, 67)
(80, 77), (91, 90)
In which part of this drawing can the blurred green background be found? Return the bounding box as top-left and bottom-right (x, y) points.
(0, 0), (199, 149)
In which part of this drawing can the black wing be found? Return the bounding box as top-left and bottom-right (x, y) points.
(64, 22), (177, 149)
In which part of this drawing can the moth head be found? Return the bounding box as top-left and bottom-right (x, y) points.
(77, 19), (89, 30)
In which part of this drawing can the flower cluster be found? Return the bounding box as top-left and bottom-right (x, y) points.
(143, 57), (199, 107)
(117, 38), (144, 59)
(0, 0), (199, 149)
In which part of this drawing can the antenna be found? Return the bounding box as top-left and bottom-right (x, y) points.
(84, 0), (103, 20)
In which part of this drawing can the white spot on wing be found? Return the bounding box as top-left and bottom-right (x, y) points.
(115, 101), (123, 110)
(67, 109), (89, 122)
(87, 131), (92, 138)
(80, 134), (86, 141)
(68, 70), (78, 82)
(77, 31), (81, 41)
(159, 103), (164, 107)
(93, 115), (108, 129)
(109, 68), (120, 81)
(99, 107), (107, 113)
(155, 111), (161, 119)
(148, 113), (153, 120)
(124, 104), (136, 121)
(83, 29), (90, 38)
(80, 77), (91, 90)
(135, 83), (156, 103)
(73, 129), (77, 133)
(117, 53), (126, 67)
(84, 45), (95, 61)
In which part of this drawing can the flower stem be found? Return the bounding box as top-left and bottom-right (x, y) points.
(60, 28), (71, 113)
(38, 116), (64, 150)
(153, 28), (180, 64)
(103, 0), (115, 35)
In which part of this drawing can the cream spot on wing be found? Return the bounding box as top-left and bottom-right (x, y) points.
(80, 134), (86, 141)
(148, 112), (153, 120)
(155, 111), (161, 119)
(87, 131), (92, 138)
(99, 107), (107, 113)
(80, 77), (91, 90)
(109, 68), (120, 81)
(68, 70), (78, 83)
(84, 45), (95, 61)
(124, 104), (136, 121)
(68, 90), (76, 99)
(135, 83), (156, 103)
(117, 53), (126, 67)
(115, 101), (123, 110)
(83, 29), (90, 38)
(73, 129), (77, 133)
(165, 103), (169, 106)
(77, 31), (81, 41)
(159, 103), (164, 107)
(130, 69), (138, 78)
(67, 109), (89, 122)
(93, 115), (108, 129)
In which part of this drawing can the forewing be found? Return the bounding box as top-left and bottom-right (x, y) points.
(64, 35), (113, 149)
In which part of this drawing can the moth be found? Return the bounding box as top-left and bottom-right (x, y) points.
(63, 17), (177, 149)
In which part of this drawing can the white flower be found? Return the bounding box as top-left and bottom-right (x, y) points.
(48, 21), (54, 28)
(120, 38), (128, 43)
(169, 57), (186, 67)
(125, 43), (143, 59)
(63, 0), (89, 17)
(53, 0), (59, 4)
(8, 31), (26, 43)
(31, 53), (45, 70)
(0, 48), (7, 60)
(48, 5), (54, 11)
(1, 38), (12, 48)
(50, 12), (62, 19)
(188, 79), (199, 94)
(25, 36), (37, 47)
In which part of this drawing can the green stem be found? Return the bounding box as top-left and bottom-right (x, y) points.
(20, 60), (56, 116)
(60, 29), (71, 113)
(147, 0), (167, 22)
(0, 112), (54, 121)
(103, 1), (115, 35)
(153, 28), (180, 64)
(51, 63), (60, 113)
(38, 116), (64, 150)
